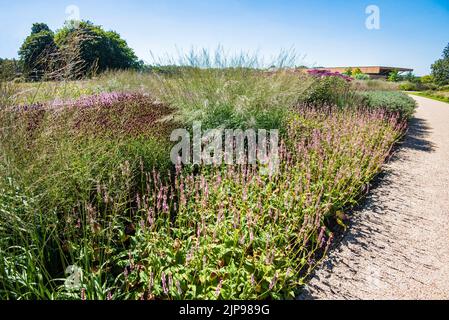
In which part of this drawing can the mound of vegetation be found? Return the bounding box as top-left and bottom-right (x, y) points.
(356, 90), (417, 119)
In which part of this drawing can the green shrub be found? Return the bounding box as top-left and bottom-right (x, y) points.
(399, 82), (417, 91)
(387, 70), (400, 82)
(354, 73), (370, 80)
(0, 58), (21, 81)
(357, 91), (416, 119)
(420, 75), (435, 84)
(399, 81), (437, 92)
(351, 79), (400, 91)
(301, 75), (351, 107)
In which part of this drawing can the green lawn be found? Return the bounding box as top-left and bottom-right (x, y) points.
(407, 91), (449, 104)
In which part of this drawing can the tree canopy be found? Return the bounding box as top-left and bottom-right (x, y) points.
(443, 43), (449, 60)
(431, 43), (449, 85)
(18, 23), (57, 80)
(31, 23), (52, 35)
(18, 21), (141, 80)
(55, 21), (140, 74)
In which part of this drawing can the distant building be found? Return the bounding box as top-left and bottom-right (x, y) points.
(311, 66), (413, 79)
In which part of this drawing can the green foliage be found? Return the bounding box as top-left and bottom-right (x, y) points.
(147, 65), (196, 76)
(352, 68), (362, 75)
(430, 43), (449, 86)
(410, 91), (449, 103)
(346, 68), (370, 80)
(54, 21), (139, 75)
(301, 75), (351, 107)
(420, 75), (435, 84)
(399, 81), (437, 92)
(351, 79), (400, 91)
(18, 24), (57, 80)
(354, 73), (370, 80)
(403, 72), (418, 83)
(431, 58), (449, 86)
(443, 43), (449, 60)
(31, 23), (52, 35)
(151, 50), (312, 130)
(343, 67), (353, 76)
(0, 58), (21, 81)
(357, 90), (416, 119)
(0, 93), (173, 213)
(399, 82), (419, 91)
(387, 70), (401, 82)
(18, 21), (140, 80)
(0, 99), (404, 299)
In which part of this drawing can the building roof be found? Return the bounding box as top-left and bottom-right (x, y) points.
(312, 66), (413, 75)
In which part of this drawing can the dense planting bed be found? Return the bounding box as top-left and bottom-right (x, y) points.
(0, 68), (415, 299)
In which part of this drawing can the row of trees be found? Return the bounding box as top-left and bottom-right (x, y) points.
(17, 21), (142, 80)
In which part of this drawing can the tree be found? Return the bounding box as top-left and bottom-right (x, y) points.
(387, 69), (401, 82)
(54, 21), (139, 76)
(352, 68), (363, 75)
(431, 43), (449, 86)
(431, 59), (449, 85)
(343, 67), (353, 76)
(31, 23), (51, 35)
(443, 43), (449, 60)
(18, 23), (57, 80)
(403, 72), (418, 83)
(18, 21), (140, 80)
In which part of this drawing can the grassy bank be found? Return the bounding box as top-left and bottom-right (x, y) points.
(408, 91), (449, 104)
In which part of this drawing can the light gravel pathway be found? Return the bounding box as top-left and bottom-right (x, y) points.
(299, 95), (449, 300)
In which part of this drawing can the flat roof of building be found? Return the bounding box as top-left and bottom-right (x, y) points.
(312, 66), (414, 74)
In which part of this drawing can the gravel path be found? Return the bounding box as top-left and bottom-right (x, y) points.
(299, 95), (449, 300)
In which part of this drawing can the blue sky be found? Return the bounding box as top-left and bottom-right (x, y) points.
(1, 0), (448, 75)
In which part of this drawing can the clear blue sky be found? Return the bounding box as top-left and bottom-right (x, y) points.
(1, 0), (448, 75)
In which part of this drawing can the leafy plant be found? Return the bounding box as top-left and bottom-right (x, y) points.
(357, 90), (416, 119)
(354, 73), (370, 80)
(387, 70), (401, 82)
(54, 21), (140, 75)
(18, 23), (58, 80)
(302, 72), (352, 107)
(431, 58), (449, 86)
